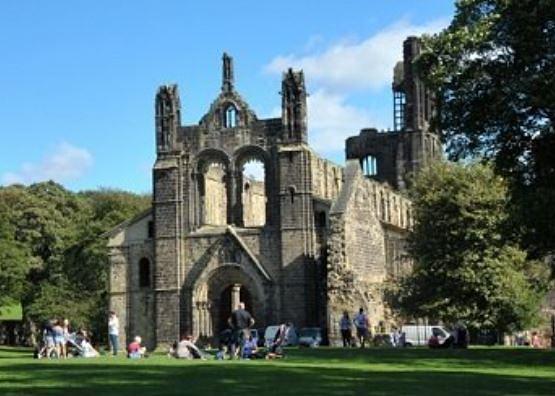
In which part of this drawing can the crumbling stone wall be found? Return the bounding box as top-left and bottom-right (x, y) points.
(327, 161), (412, 344)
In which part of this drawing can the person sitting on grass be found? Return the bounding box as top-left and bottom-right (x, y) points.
(169, 334), (203, 359)
(267, 322), (292, 359)
(81, 337), (99, 358)
(127, 336), (146, 359)
(242, 335), (258, 359)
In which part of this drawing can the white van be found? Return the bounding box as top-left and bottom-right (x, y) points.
(401, 325), (451, 346)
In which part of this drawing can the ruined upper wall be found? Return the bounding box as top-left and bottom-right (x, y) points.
(309, 150), (344, 202)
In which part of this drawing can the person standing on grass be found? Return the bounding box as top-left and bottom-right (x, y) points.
(353, 308), (369, 348)
(108, 311), (119, 356)
(52, 319), (64, 359)
(61, 318), (70, 358)
(340, 311), (352, 347)
(228, 302), (254, 359)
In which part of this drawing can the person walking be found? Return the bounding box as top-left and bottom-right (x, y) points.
(353, 308), (370, 348)
(108, 311), (120, 356)
(227, 302), (254, 359)
(339, 311), (352, 347)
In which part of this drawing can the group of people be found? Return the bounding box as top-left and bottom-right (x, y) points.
(339, 308), (372, 348)
(225, 302), (292, 359)
(36, 318), (98, 359)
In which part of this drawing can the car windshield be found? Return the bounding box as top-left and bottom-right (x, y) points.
(300, 328), (319, 337)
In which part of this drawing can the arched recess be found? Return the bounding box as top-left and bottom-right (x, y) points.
(138, 257), (151, 288)
(194, 149), (232, 227)
(233, 145), (271, 227)
(192, 264), (266, 340)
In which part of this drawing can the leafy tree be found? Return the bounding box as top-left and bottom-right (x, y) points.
(396, 162), (549, 333)
(418, 0), (555, 261)
(0, 202), (31, 307)
(0, 182), (150, 343)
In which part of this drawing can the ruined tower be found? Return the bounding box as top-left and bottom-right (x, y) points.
(346, 36), (442, 190)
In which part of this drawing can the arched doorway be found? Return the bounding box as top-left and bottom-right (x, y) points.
(192, 264), (265, 341)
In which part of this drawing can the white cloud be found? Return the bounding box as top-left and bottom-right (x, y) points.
(264, 18), (449, 155)
(2, 142), (93, 185)
(307, 89), (375, 154)
(265, 18), (448, 93)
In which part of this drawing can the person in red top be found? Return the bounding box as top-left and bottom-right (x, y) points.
(127, 336), (145, 359)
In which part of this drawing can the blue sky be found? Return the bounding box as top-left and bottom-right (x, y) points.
(0, 1), (454, 193)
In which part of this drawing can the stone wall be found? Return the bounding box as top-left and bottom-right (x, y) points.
(106, 210), (155, 349)
(310, 151), (343, 201)
(203, 164), (227, 226)
(327, 160), (412, 344)
(241, 178), (266, 227)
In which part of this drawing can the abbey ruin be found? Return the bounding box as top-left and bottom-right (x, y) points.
(105, 36), (441, 348)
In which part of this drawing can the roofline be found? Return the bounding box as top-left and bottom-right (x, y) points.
(100, 207), (153, 238)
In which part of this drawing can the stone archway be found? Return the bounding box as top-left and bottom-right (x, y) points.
(192, 264), (265, 341)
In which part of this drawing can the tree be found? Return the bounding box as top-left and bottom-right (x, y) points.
(0, 182), (150, 344)
(418, 0), (555, 261)
(0, 202), (31, 307)
(396, 162), (549, 333)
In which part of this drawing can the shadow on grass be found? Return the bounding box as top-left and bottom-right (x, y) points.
(0, 346), (33, 358)
(0, 359), (554, 396)
(290, 347), (555, 368)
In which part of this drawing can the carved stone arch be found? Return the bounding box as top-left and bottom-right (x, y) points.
(195, 148), (231, 173)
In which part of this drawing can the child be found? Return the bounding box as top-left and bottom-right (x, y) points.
(242, 335), (257, 359)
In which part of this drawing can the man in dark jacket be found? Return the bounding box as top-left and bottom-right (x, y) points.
(228, 302), (254, 359)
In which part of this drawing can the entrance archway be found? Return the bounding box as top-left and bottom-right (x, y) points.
(192, 264), (265, 340)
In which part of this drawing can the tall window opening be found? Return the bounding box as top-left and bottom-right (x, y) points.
(139, 258), (151, 288)
(362, 155), (378, 176)
(241, 159), (266, 227)
(224, 105), (237, 128)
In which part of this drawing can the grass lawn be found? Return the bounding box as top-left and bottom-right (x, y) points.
(1, 346), (555, 395)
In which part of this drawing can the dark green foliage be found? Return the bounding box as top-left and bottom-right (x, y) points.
(419, 0), (555, 262)
(396, 162), (549, 332)
(0, 182), (150, 341)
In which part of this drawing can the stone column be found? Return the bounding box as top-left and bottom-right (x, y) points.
(231, 284), (241, 311)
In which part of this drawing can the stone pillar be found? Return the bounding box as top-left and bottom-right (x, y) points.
(231, 284), (241, 311)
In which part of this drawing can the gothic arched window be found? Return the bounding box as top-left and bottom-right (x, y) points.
(224, 105), (237, 128)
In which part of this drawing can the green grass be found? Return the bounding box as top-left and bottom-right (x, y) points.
(1, 346), (555, 395)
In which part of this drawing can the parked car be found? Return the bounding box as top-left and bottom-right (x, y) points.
(298, 327), (322, 347)
(264, 325), (298, 347)
(401, 325), (451, 347)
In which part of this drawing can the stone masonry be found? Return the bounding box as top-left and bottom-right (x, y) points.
(105, 37), (440, 349)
